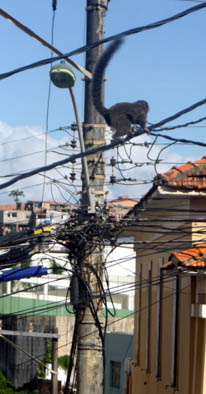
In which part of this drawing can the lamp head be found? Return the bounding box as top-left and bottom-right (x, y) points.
(50, 62), (76, 88)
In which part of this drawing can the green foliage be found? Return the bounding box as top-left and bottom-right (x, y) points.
(36, 365), (45, 379)
(50, 259), (65, 275)
(45, 340), (52, 364)
(58, 355), (70, 372)
(8, 190), (24, 204)
(0, 370), (15, 393)
(37, 339), (52, 378)
(0, 371), (38, 393)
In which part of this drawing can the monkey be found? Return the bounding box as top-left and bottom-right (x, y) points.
(91, 37), (149, 139)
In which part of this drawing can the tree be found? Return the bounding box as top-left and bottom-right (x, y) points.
(8, 190), (25, 207)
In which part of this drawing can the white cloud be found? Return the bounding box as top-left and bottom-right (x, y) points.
(0, 122), (81, 205)
(105, 132), (201, 201)
(0, 122), (203, 205)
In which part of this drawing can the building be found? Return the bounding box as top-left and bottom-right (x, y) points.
(109, 195), (138, 220)
(126, 157), (206, 394)
(0, 200), (73, 232)
(104, 332), (133, 394)
(0, 195), (136, 383)
(105, 196), (138, 313)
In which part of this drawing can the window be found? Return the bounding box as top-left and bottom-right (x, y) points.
(136, 263), (142, 364)
(171, 275), (179, 387)
(110, 361), (121, 389)
(37, 214), (46, 219)
(155, 260), (163, 378)
(146, 262), (152, 372)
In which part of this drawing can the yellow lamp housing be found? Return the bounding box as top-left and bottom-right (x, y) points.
(50, 62), (76, 88)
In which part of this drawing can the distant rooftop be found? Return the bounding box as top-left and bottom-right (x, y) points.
(109, 196), (138, 219)
(0, 200), (73, 212)
(155, 156), (206, 190)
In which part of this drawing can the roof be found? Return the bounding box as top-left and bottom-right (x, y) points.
(109, 196), (137, 219)
(127, 157), (206, 218)
(109, 195), (138, 208)
(155, 156), (206, 190)
(164, 244), (206, 269)
(0, 203), (25, 211)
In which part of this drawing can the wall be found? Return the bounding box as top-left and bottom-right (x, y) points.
(129, 198), (198, 394)
(132, 251), (194, 394)
(0, 315), (55, 388)
(104, 332), (133, 394)
(104, 239), (136, 311)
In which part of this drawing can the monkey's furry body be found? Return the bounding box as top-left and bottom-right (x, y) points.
(92, 38), (149, 139)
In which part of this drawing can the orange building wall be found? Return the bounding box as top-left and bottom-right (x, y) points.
(131, 247), (195, 394)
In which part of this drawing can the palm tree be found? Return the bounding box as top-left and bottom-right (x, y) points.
(8, 189), (25, 208)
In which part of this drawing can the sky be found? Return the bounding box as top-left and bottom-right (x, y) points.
(0, 0), (206, 204)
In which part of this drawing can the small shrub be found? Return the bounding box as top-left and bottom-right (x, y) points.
(58, 355), (70, 371)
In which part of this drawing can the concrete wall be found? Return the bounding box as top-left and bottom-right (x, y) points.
(0, 305), (134, 389)
(0, 315), (55, 388)
(104, 332), (133, 394)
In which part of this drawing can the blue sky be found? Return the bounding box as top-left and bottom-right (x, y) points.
(0, 0), (206, 203)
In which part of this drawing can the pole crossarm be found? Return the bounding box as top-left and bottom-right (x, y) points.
(0, 333), (57, 375)
(0, 329), (59, 339)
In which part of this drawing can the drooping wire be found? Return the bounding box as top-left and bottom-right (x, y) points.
(41, 1), (57, 204)
(154, 141), (177, 176)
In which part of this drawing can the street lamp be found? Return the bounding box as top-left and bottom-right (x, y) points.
(50, 62), (76, 88)
(50, 62), (95, 212)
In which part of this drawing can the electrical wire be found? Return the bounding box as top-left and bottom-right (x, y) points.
(1, 92), (206, 191)
(0, 2), (206, 81)
(41, 1), (57, 205)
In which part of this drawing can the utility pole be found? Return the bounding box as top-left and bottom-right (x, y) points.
(77, 1), (107, 394)
(82, 0), (107, 209)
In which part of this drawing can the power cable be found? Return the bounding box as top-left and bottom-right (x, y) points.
(41, 1), (57, 204)
(0, 2), (206, 81)
(0, 94), (206, 191)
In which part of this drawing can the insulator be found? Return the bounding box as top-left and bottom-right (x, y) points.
(71, 139), (77, 149)
(71, 122), (77, 132)
(52, 0), (57, 11)
(70, 172), (76, 182)
(110, 156), (116, 167)
(110, 175), (116, 184)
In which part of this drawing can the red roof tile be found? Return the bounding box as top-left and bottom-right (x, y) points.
(165, 244), (206, 268)
(155, 157), (206, 190)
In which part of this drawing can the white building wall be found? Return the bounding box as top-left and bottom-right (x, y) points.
(104, 237), (135, 311)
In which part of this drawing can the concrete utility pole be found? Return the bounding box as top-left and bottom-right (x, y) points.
(76, 1), (107, 394)
(82, 0), (107, 209)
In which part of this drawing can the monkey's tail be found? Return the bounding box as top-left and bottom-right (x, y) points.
(91, 37), (124, 121)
